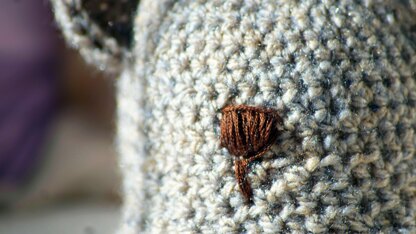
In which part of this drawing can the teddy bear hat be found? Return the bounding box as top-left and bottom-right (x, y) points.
(52, 0), (416, 233)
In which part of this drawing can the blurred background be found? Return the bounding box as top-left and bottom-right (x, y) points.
(0, 1), (121, 233)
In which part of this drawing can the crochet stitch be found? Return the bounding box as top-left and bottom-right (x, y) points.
(52, 0), (416, 233)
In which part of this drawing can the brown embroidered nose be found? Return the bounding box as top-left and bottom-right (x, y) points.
(220, 105), (282, 203)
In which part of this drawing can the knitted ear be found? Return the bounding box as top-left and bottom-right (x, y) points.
(51, 0), (139, 74)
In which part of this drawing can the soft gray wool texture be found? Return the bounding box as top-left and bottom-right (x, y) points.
(52, 0), (416, 233)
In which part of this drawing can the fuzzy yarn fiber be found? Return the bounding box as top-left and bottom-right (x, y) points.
(52, 0), (416, 233)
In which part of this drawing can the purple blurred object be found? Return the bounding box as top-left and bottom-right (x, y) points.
(0, 1), (59, 190)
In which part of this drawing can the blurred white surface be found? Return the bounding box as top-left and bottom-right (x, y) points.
(0, 112), (121, 234)
(13, 111), (120, 209)
(0, 203), (119, 234)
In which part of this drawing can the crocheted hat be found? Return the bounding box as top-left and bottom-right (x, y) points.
(52, 0), (416, 233)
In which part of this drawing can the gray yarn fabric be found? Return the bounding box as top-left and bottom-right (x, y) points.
(52, 0), (416, 233)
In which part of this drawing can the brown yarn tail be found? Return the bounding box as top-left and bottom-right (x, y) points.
(234, 159), (252, 203)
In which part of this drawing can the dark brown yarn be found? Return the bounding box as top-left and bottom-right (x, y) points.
(220, 105), (282, 203)
(234, 159), (252, 202)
